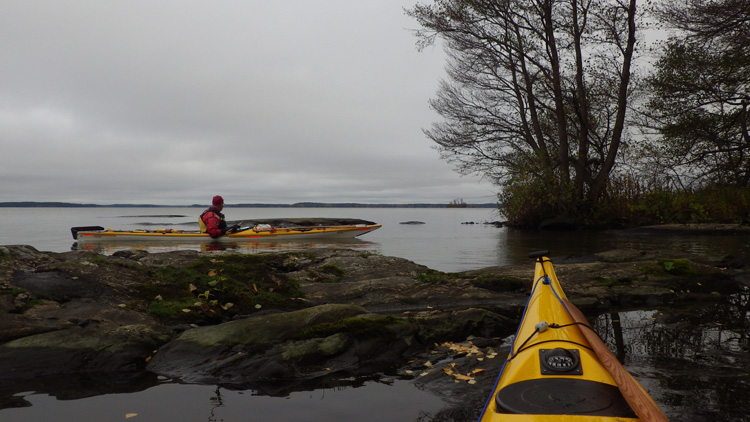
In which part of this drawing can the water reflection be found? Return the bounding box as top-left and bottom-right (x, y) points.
(72, 238), (379, 256)
(0, 373), (445, 422)
(0, 371), (160, 410)
(498, 227), (750, 266)
(593, 290), (750, 421)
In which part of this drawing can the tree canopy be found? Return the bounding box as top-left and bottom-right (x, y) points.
(645, 0), (750, 187)
(409, 0), (639, 225)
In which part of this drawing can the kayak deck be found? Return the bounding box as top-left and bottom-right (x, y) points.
(72, 223), (381, 242)
(478, 252), (667, 422)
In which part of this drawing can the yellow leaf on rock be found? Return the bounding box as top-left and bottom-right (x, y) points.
(453, 374), (473, 381)
(125, 413), (138, 419)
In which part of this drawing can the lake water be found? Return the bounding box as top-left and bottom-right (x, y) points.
(1, 207), (749, 421)
(2, 206), (748, 272)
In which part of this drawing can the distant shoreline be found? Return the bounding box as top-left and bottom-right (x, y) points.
(0, 201), (497, 209)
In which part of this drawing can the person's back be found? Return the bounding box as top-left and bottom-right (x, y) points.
(198, 195), (227, 238)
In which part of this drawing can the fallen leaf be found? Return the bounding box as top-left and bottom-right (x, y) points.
(468, 379), (477, 385)
(154, 294), (163, 301)
(253, 283), (258, 292)
(208, 270), (218, 277)
(453, 374), (473, 381)
(189, 284), (197, 292)
(182, 309), (191, 313)
(471, 368), (486, 375)
(255, 304), (262, 309)
(125, 413), (138, 419)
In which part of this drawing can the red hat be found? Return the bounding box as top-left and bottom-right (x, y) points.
(212, 195), (224, 207)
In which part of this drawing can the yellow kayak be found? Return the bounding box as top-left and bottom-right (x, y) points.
(71, 223), (381, 243)
(478, 251), (668, 422)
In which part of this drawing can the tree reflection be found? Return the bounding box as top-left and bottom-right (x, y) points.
(592, 289), (750, 421)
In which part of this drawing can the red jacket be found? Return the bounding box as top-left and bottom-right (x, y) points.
(200, 207), (226, 238)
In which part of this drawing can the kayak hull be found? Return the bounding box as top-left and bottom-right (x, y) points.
(478, 253), (665, 422)
(73, 224), (381, 243)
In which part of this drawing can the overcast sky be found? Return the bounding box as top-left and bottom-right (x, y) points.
(0, 0), (498, 206)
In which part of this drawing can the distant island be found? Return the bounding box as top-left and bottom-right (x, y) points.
(0, 201), (497, 209)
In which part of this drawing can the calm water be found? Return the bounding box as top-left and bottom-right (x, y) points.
(1, 206), (748, 271)
(1, 376), (444, 422)
(1, 207), (506, 272)
(1, 207), (749, 421)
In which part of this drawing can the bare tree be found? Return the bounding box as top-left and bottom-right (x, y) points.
(409, 0), (639, 223)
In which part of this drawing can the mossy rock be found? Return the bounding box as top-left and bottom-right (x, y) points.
(470, 274), (527, 292)
(416, 269), (453, 285)
(640, 259), (698, 277)
(295, 314), (406, 341)
(134, 254), (307, 323)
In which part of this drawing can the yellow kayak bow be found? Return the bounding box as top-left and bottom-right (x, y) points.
(478, 251), (668, 422)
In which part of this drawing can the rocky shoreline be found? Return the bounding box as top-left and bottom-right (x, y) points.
(1, 242), (748, 416)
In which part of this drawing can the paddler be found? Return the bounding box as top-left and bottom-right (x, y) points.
(199, 195), (230, 238)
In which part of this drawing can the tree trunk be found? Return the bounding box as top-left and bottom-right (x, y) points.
(589, 0), (637, 203)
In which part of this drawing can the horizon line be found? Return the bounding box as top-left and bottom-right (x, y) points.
(0, 201), (498, 208)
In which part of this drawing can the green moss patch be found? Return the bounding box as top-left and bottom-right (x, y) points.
(417, 269), (452, 284)
(308, 264), (347, 283)
(134, 254), (306, 322)
(470, 274), (527, 292)
(641, 259), (697, 277)
(294, 315), (405, 340)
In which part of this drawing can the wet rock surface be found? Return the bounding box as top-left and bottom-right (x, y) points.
(0, 241), (748, 417)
